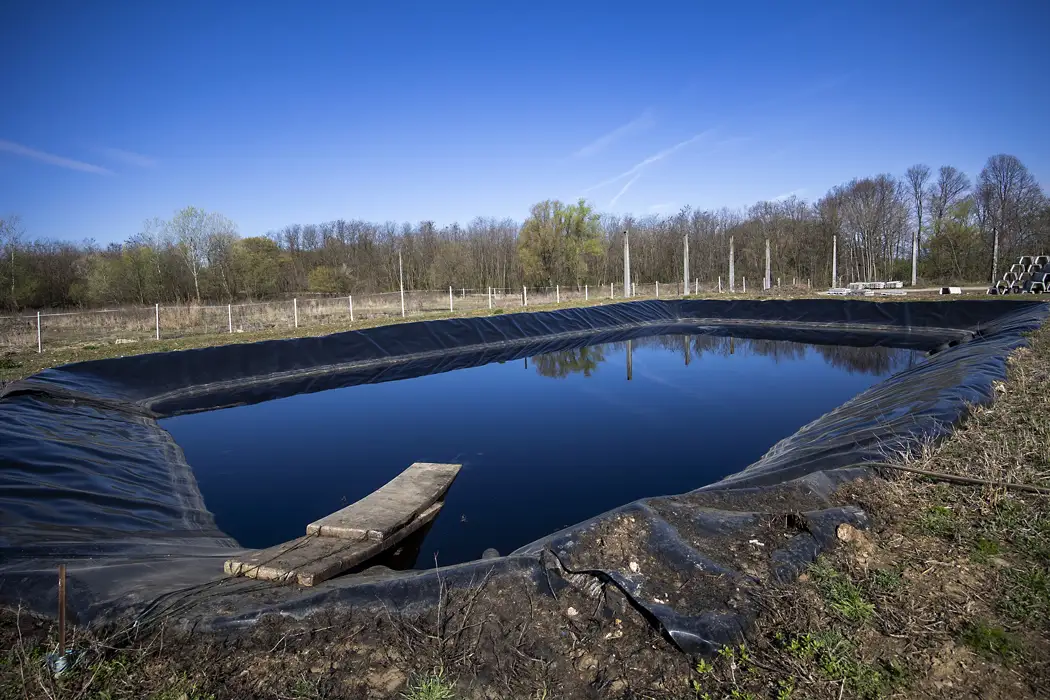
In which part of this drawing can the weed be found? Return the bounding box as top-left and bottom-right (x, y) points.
(1000, 564), (1050, 625)
(808, 560), (875, 623)
(775, 677), (795, 700)
(972, 537), (1001, 564)
(960, 621), (1023, 663)
(778, 632), (903, 699)
(869, 568), (903, 593)
(151, 671), (216, 700)
(402, 669), (456, 700)
(918, 505), (958, 538)
(695, 658), (713, 674)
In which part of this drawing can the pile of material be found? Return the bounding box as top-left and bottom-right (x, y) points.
(989, 255), (1050, 294)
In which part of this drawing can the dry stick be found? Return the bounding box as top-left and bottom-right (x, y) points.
(858, 461), (1050, 495)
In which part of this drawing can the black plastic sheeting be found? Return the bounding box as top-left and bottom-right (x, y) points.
(1, 298), (1046, 654)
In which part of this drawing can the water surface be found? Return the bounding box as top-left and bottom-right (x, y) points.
(161, 334), (923, 566)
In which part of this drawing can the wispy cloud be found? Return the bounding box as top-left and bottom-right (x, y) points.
(572, 109), (655, 158)
(772, 188), (806, 202)
(0, 139), (112, 175)
(96, 146), (157, 168)
(648, 202), (678, 214)
(609, 172), (643, 207)
(583, 129), (715, 196)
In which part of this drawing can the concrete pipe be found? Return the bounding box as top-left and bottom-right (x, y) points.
(1035, 255), (1049, 266)
(1019, 256), (1033, 266)
(1004, 272), (1018, 283)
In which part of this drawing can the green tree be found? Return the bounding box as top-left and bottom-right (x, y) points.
(307, 265), (350, 294)
(518, 199), (601, 287)
(234, 237), (285, 299)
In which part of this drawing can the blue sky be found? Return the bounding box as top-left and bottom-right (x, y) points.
(1, 0), (1048, 244)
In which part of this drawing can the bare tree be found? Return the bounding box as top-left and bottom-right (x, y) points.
(0, 215), (24, 309)
(929, 166), (970, 236)
(166, 207), (232, 303)
(978, 155), (1042, 282)
(905, 164), (931, 285)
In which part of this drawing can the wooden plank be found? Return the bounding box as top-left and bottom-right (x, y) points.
(306, 462), (461, 541)
(225, 502), (442, 586)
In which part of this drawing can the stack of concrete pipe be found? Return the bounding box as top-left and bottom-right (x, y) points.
(988, 255), (1050, 294)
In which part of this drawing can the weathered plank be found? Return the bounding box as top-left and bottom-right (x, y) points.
(306, 462), (461, 541)
(225, 502), (442, 586)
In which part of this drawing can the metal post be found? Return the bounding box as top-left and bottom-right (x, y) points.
(623, 229), (631, 298)
(656, 281), (659, 298)
(155, 303), (160, 340)
(610, 282), (613, 298)
(36, 311), (41, 353)
(718, 276), (722, 293)
(398, 250), (405, 318)
(349, 295), (354, 322)
(523, 286), (527, 307)
(585, 284), (588, 301)
(632, 282), (636, 296)
(729, 235), (735, 292)
(449, 285), (453, 312)
(228, 303), (232, 333)
(832, 234), (838, 288)
(488, 287), (492, 309)
(695, 278), (698, 294)
(293, 298), (298, 328)
(683, 235), (689, 297)
(743, 277), (746, 293)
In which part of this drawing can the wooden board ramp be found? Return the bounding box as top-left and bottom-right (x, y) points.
(224, 462), (461, 586)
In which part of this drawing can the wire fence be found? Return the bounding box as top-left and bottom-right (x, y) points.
(0, 278), (815, 354)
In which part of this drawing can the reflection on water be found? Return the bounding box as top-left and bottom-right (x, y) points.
(532, 336), (919, 380)
(163, 333), (925, 566)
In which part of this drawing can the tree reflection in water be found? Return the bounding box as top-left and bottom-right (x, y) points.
(530, 335), (918, 379)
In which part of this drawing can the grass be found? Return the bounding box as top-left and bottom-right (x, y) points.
(401, 670), (457, 700)
(809, 559), (876, 623)
(960, 621), (1024, 663)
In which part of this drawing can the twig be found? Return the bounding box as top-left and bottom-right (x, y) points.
(838, 677), (846, 700)
(862, 461), (1050, 495)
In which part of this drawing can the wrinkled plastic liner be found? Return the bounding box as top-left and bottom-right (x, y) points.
(1, 299), (1046, 654)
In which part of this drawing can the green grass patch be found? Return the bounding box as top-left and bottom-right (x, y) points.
(971, 537), (1002, 565)
(809, 560), (875, 623)
(868, 568), (903, 594)
(1000, 564), (1050, 626)
(402, 669), (456, 700)
(960, 621), (1023, 663)
(777, 631), (905, 699)
(918, 505), (959, 538)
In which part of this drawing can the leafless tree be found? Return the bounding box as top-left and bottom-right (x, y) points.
(905, 164), (931, 285)
(978, 155), (1043, 281)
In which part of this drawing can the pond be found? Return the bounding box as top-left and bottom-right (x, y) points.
(160, 333), (925, 568)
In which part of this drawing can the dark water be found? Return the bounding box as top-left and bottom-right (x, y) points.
(161, 334), (923, 567)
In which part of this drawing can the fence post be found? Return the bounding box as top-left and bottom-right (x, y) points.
(729, 235), (735, 292)
(556, 285), (560, 303)
(656, 281), (659, 298)
(778, 277), (781, 288)
(155, 303), (160, 340)
(743, 277), (747, 293)
(488, 287), (492, 309)
(522, 286), (527, 307)
(718, 276), (722, 293)
(610, 282), (613, 299)
(695, 278), (698, 294)
(398, 250), (405, 318)
(632, 282), (636, 297)
(585, 284), (588, 301)
(36, 311), (41, 353)
(449, 286), (453, 313)
(228, 304), (232, 333)
(349, 295), (354, 322)
(832, 234), (838, 288)
(293, 298), (299, 328)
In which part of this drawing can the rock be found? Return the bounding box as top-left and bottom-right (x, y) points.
(577, 654), (598, 671)
(628, 561), (640, 573)
(567, 606), (579, 617)
(114, 338), (137, 345)
(481, 548), (500, 560)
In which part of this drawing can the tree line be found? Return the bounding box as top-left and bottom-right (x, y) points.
(1, 153), (1047, 311)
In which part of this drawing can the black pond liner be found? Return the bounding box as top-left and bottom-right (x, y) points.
(1, 298), (1046, 654)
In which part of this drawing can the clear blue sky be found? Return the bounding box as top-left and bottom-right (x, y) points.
(1, 0), (1048, 244)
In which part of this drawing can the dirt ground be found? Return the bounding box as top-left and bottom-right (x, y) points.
(2, 302), (1048, 699)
